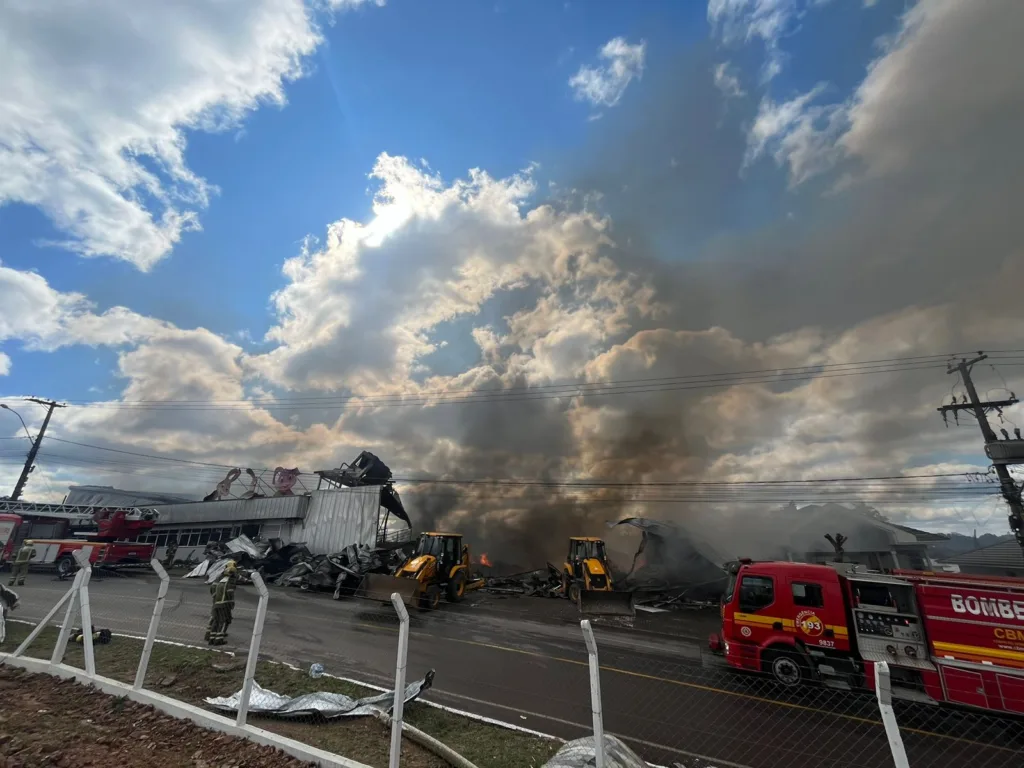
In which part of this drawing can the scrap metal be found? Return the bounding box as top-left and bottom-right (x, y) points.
(205, 670), (434, 719)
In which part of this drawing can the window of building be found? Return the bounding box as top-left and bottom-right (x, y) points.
(738, 575), (775, 612)
(791, 582), (824, 608)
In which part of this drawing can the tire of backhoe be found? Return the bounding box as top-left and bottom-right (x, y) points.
(420, 585), (442, 612)
(447, 571), (467, 602)
(568, 582), (581, 605)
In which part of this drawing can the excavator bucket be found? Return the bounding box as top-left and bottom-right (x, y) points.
(358, 574), (420, 607)
(578, 589), (636, 618)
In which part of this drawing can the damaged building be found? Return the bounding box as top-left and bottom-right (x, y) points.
(108, 452), (413, 565)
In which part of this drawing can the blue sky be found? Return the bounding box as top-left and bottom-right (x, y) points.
(1, 0), (1022, 539)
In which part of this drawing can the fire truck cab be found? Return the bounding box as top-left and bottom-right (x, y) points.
(711, 558), (1024, 715)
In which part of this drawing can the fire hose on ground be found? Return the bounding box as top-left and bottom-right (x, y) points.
(372, 708), (481, 768)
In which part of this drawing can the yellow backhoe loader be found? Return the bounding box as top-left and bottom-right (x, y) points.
(562, 537), (635, 618)
(359, 532), (485, 611)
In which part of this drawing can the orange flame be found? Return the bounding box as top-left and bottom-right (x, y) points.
(478, 552), (493, 567)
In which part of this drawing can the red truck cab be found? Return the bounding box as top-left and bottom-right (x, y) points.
(712, 559), (1024, 715)
(714, 559), (856, 688)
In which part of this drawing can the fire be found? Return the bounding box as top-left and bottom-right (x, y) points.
(477, 552), (493, 567)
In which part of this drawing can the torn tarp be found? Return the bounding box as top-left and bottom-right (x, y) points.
(542, 735), (649, 768)
(205, 670), (434, 719)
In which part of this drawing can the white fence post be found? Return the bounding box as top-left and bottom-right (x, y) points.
(874, 661), (911, 768)
(134, 559), (170, 690)
(50, 567), (87, 666)
(11, 578), (79, 658)
(388, 592), (411, 768)
(580, 619), (606, 768)
(76, 550), (96, 677)
(236, 571), (269, 728)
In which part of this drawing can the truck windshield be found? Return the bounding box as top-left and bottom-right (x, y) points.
(574, 540), (606, 560)
(416, 535), (444, 558)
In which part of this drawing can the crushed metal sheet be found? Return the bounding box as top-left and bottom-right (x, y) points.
(204, 670), (434, 719)
(542, 735), (649, 768)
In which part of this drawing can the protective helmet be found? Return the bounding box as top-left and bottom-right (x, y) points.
(224, 560), (238, 575)
(24, 540), (34, 545)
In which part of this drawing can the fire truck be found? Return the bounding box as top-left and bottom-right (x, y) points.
(0, 501), (159, 578)
(709, 559), (1024, 716)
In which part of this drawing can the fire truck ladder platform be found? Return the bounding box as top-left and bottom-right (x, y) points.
(0, 500), (155, 523)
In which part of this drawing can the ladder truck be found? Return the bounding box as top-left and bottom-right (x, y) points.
(0, 501), (159, 578)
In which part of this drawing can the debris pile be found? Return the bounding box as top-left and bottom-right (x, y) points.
(483, 564), (563, 597)
(272, 540), (417, 594)
(184, 534), (312, 584)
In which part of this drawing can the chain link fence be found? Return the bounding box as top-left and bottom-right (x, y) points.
(3, 557), (1023, 768)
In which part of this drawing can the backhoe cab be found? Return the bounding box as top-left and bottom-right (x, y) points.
(359, 532), (484, 611)
(562, 537), (635, 618)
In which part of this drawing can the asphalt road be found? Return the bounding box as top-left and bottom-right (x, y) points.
(5, 572), (1023, 768)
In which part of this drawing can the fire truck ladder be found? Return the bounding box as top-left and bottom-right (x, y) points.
(0, 501), (155, 521)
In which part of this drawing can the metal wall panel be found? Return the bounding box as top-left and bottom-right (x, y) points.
(152, 495), (309, 525)
(291, 487), (380, 554)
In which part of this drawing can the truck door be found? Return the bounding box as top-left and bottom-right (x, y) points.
(788, 578), (850, 652)
(735, 573), (778, 650)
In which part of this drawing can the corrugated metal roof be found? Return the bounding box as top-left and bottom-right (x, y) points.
(945, 541), (1024, 570)
(66, 485), (196, 506)
(152, 495), (309, 525)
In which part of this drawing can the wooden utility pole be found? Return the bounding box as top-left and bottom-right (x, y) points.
(938, 354), (1023, 553)
(10, 398), (65, 501)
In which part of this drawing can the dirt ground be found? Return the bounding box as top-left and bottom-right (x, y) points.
(0, 665), (316, 768)
(2, 623), (558, 768)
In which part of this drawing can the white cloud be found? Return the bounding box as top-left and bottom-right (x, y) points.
(569, 37), (646, 108)
(707, 0), (802, 80)
(0, 352), (9, 376)
(0, 0), (370, 270)
(247, 152), (659, 392)
(0, 263), (169, 350)
(744, 84), (848, 183)
(713, 62), (746, 98)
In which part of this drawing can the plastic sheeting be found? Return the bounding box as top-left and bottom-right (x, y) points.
(542, 735), (649, 768)
(205, 670), (434, 719)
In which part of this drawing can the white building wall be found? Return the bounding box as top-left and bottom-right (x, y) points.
(288, 487), (380, 554)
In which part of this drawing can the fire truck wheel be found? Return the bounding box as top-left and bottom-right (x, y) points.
(55, 556), (76, 580)
(765, 650), (806, 688)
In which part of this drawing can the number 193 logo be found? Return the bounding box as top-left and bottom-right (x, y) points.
(796, 610), (824, 637)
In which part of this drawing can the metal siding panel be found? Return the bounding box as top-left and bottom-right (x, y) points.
(153, 495), (308, 524)
(299, 488), (379, 554)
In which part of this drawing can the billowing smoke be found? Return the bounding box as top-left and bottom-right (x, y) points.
(394, 2), (1024, 569)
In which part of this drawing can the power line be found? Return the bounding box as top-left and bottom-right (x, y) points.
(44, 352), (1024, 412)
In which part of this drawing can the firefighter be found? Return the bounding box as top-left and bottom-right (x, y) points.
(8, 540), (36, 587)
(162, 538), (179, 570)
(206, 560), (238, 646)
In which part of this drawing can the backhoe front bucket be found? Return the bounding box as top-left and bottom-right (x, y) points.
(358, 574), (421, 607)
(578, 589), (636, 618)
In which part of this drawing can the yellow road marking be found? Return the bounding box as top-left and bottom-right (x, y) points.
(354, 621), (1017, 751)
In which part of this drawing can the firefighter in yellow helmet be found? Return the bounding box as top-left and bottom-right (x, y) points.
(9, 540), (36, 587)
(205, 560), (238, 646)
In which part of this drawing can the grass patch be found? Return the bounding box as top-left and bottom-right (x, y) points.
(1, 622), (560, 768)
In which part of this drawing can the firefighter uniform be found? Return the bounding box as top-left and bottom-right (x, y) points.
(206, 561), (238, 646)
(0, 583), (20, 645)
(8, 541), (36, 587)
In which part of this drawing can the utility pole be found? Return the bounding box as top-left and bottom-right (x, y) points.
(938, 354), (1023, 552)
(10, 398), (65, 501)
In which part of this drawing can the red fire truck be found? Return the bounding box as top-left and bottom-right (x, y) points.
(709, 559), (1024, 715)
(0, 501), (159, 578)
